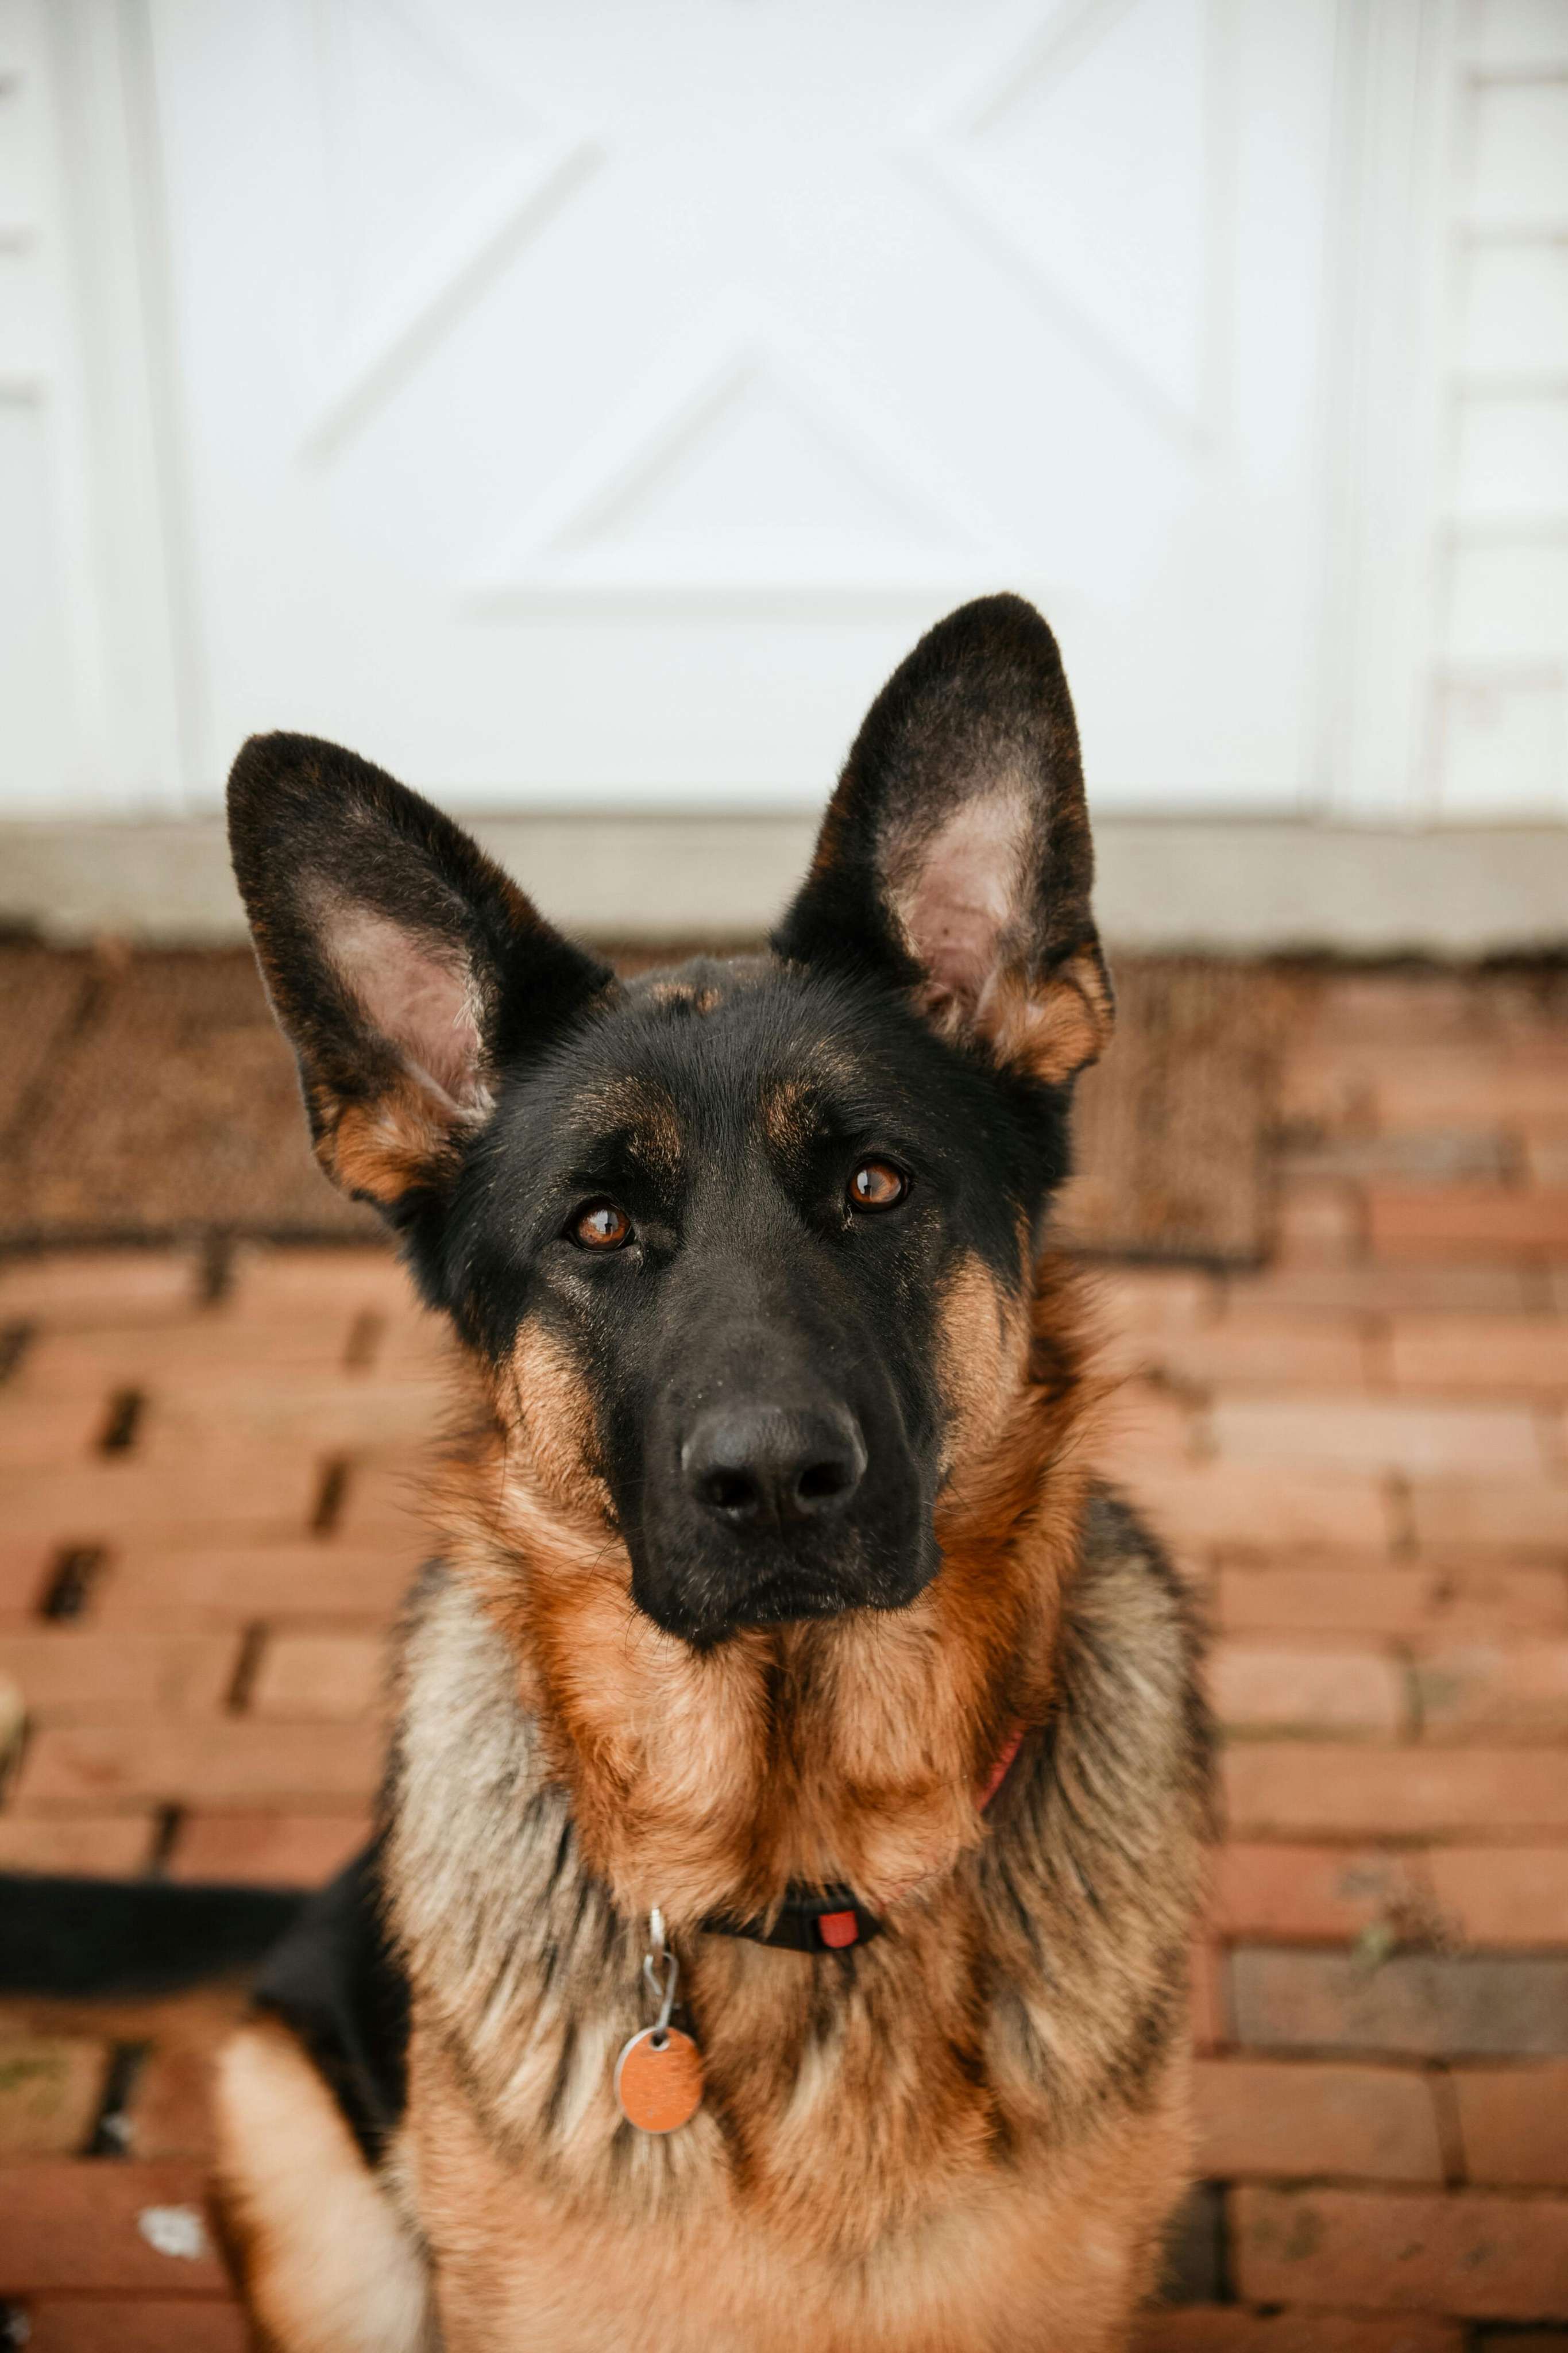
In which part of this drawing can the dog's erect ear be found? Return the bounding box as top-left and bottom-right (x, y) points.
(227, 733), (612, 1212)
(774, 595), (1113, 1085)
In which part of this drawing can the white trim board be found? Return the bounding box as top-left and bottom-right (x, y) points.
(4, 815), (1568, 957)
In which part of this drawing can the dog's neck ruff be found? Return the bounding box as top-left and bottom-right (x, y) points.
(700, 1723), (1029, 1954)
(388, 1497), (1210, 2220)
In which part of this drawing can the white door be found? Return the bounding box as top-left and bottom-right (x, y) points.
(138, 0), (1341, 814)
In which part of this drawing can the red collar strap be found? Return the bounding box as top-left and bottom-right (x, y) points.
(701, 1723), (1029, 1957)
(976, 1722), (1028, 1812)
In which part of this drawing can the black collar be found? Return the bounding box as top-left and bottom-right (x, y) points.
(702, 1884), (883, 1954)
(699, 1724), (1030, 1957)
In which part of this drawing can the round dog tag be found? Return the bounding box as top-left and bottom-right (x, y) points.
(615, 2026), (704, 2134)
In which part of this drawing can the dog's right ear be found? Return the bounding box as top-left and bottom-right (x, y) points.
(774, 595), (1113, 1088)
(227, 733), (612, 1214)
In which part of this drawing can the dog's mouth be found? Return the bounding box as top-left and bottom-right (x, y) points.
(635, 1569), (878, 1649)
(727, 1572), (872, 1632)
(630, 1529), (939, 1649)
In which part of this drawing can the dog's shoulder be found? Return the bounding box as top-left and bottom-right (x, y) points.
(1080, 1483), (1208, 1657)
(1071, 1478), (1214, 1808)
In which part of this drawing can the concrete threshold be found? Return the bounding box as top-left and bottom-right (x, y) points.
(2, 815), (1567, 956)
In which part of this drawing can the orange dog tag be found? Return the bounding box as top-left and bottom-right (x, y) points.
(615, 2026), (704, 2134)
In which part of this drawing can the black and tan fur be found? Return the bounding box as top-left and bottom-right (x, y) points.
(215, 596), (1211, 2351)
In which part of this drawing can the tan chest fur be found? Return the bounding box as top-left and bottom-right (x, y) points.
(405, 2028), (1190, 2353)
(379, 1463), (1208, 2352)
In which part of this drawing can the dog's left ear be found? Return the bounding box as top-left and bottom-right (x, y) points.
(227, 732), (612, 1214)
(774, 595), (1113, 1085)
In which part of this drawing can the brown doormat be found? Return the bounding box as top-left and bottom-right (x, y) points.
(1056, 959), (1277, 1263)
(0, 944), (1273, 1263)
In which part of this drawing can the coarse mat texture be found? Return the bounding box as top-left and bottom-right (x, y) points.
(0, 943), (1276, 1263)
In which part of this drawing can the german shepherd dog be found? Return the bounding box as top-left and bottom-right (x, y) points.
(215, 595), (1211, 2351)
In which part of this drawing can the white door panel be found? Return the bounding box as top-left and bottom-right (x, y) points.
(144, 0), (1341, 811)
(13, 3), (1568, 823)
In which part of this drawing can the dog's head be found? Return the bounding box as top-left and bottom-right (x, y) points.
(229, 596), (1111, 1649)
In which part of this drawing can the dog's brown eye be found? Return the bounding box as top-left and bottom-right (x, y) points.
(570, 1199), (633, 1250)
(848, 1160), (907, 1212)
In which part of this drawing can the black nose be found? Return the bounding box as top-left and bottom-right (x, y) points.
(682, 1404), (867, 1530)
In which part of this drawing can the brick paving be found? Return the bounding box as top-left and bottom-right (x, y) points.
(1, 963), (1568, 2345)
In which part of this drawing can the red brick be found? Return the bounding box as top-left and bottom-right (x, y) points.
(0, 1250), (202, 1326)
(128, 2040), (217, 2160)
(26, 2302), (248, 2353)
(1127, 1465), (1393, 1552)
(0, 2160), (229, 2292)
(96, 1542), (419, 1630)
(1231, 2182), (1568, 2317)
(0, 1992), (246, 2069)
(1275, 1044), (1363, 1128)
(0, 1391), (109, 1466)
(1133, 2315), (1461, 2352)
(1156, 1312), (1369, 1391)
(1389, 1316), (1568, 1395)
(249, 1632), (385, 1720)
(225, 1243), (400, 1318)
(1368, 1185), (1568, 1260)
(1393, 1559), (1568, 1636)
(1274, 1176), (1364, 1264)
(20, 1318), (364, 1390)
(1191, 1937), (1226, 2054)
(0, 1536), (55, 1618)
(1408, 1480), (1568, 1553)
(1208, 1644), (1406, 1737)
(1192, 2057), (1443, 2182)
(1090, 1268), (1218, 1334)
(1457, 2061), (1568, 2184)
(1455, 2063), (1568, 2188)
(1426, 1847), (1568, 1946)
(1531, 1135), (1568, 1185)
(1283, 1133), (1511, 1186)
(1285, 1041), (1566, 1128)
(0, 1814), (156, 1876)
(1372, 1050), (1568, 1128)
(168, 1810), (372, 1888)
(11, 1719), (382, 1811)
(1230, 1949), (1568, 2058)
(0, 1632), (238, 1721)
(1224, 1745), (1568, 1838)
(1238, 1263), (1536, 1316)
(142, 1371), (450, 1456)
(0, 2038), (109, 2155)
(1, 1453), (318, 1544)
(1216, 1561), (1401, 1638)
(1208, 1395), (1543, 1475)
(368, 1307), (459, 1377)
(1216, 1561), (1568, 1640)
(1414, 1642), (1568, 1741)
(1210, 1845), (1436, 1945)
(1307, 975), (1484, 1044)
